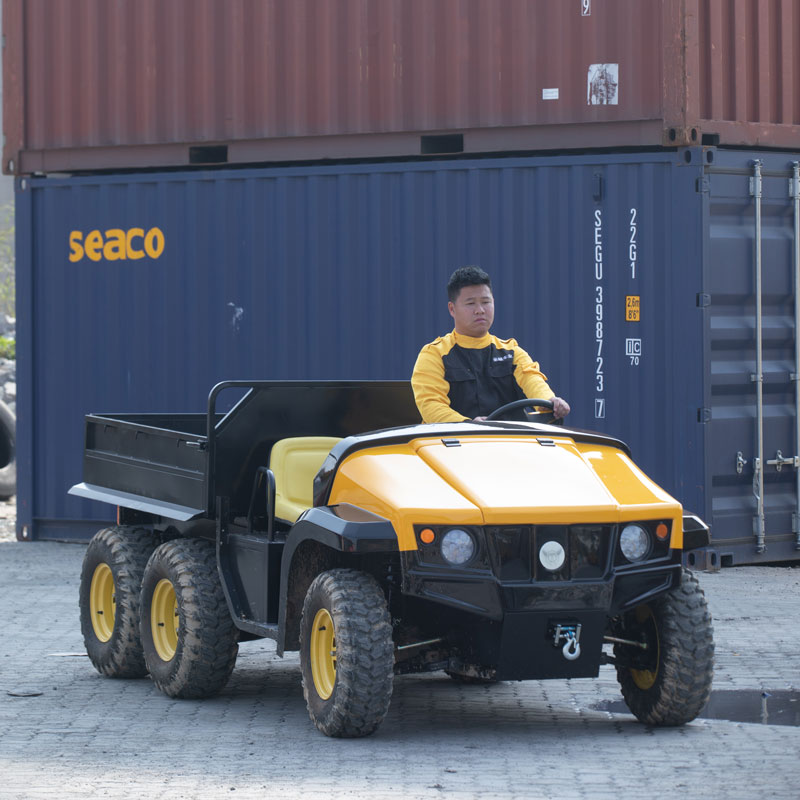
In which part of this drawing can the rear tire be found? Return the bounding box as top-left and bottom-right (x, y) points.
(140, 539), (238, 699)
(0, 399), (15, 499)
(79, 526), (158, 678)
(614, 568), (714, 726)
(300, 569), (394, 737)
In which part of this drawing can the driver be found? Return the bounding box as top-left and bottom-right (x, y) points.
(411, 266), (570, 423)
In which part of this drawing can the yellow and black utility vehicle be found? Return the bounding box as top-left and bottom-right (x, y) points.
(72, 381), (714, 737)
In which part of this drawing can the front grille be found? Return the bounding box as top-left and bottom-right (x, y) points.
(486, 525), (613, 582)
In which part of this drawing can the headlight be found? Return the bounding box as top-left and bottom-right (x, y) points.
(441, 528), (476, 565)
(539, 540), (566, 571)
(620, 524), (651, 562)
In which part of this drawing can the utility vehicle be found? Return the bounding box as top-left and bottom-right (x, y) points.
(72, 381), (714, 737)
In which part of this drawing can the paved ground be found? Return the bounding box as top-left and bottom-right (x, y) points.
(1, 510), (798, 799)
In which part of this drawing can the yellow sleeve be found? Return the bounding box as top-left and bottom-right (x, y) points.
(411, 344), (469, 423)
(512, 343), (555, 403)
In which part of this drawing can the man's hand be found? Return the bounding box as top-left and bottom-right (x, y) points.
(552, 397), (570, 419)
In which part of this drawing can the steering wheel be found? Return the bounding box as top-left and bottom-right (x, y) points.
(485, 397), (556, 422)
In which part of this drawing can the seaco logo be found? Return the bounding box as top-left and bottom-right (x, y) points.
(69, 227), (165, 262)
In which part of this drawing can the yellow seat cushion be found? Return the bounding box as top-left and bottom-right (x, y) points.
(269, 436), (343, 523)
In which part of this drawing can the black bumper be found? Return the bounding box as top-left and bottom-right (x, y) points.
(401, 554), (682, 680)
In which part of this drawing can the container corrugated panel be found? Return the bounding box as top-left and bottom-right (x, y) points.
(4, 0), (799, 175)
(15, 148), (800, 564)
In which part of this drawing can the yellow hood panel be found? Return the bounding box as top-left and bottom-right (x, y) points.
(412, 436), (682, 526)
(328, 444), (484, 550)
(327, 436), (683, 551)
(412, 437), (617, 524)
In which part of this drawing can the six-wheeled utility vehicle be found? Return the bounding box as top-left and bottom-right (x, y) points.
(72, 381), (714, 737)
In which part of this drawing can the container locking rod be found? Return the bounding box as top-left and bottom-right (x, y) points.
(751, 160), (766, 554)
(792, 162), (800, 550)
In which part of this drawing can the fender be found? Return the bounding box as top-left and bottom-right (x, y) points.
(682, 512), (711, 550)
(276, 504), (399, 655)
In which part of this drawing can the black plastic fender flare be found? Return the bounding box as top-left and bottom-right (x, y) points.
(276, 504), (398, 655)
(682, 512), (711, 551)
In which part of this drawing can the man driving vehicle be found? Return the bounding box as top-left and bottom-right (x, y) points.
(411, 266), (570, 423)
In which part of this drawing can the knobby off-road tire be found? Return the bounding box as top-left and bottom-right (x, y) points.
(0, 398), (16, 499)
(614, 568), (714, 726)
(79, 526), (159, 678)
(300, 569), (394, 738)
(140, 538), (238, 699)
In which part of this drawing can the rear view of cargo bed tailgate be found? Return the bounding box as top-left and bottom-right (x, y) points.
(69, 413), (210, 521)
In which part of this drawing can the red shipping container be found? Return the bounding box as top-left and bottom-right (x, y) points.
(3, 0), (799, 175)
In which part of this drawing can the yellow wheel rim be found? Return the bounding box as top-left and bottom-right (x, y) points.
(630, 604), (659, 690)
(151, 578), (179, 662)
(89, 563), (116, 642)
(310, 608), (337, 700)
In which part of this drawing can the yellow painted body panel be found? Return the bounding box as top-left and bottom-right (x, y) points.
(328, 435), (683, 552)
(575, 444), (683, 549)
(327, 444), (483, 551)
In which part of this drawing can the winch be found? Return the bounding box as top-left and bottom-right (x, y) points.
(551, 623), (582, 661)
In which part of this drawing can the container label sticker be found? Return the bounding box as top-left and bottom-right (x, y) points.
(626, 338), (642, 366)
(542, 88), (559, 100)
(588, 64), (618, 105)
(594, 209), (604, 417)
(69, 227), (165, 263)
(629, 208), (638, 278)
(626, 295), (640, 321)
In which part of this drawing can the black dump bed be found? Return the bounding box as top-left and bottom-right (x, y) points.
(70, 381), (420, 521)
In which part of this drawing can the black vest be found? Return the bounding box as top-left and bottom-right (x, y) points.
(441, 343), (525, 419)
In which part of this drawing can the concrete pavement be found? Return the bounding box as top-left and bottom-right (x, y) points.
(0, 536), (798, 800)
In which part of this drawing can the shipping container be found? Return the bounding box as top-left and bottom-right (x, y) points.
(4, 0), (800, 176)
(15, 147), (800, 565)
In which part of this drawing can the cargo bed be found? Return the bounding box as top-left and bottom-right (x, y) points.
(70, 381), (420, 522)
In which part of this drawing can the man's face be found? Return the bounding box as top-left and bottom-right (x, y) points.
(449, 283), (495, 337)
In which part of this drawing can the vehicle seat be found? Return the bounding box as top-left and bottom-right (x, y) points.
(269, 436), (342, 524)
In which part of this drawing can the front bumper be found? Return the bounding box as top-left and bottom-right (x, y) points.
(399, 551), (682, 680)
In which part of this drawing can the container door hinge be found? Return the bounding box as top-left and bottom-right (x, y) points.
(696, 176), (710, 194)
(696, 293), (711, 308)
(697, 408), (711, 423)
(766, 450), (800, 472)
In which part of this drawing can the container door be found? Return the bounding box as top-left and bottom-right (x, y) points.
(706, 154), (800, 563)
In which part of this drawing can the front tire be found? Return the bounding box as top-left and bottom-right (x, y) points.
(79, 526), (158, 678)
(300, 569), (394, 737)
(613, 568), (714, 726)
(140, 539), (238, 698)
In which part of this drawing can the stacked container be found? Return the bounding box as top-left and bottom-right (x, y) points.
(5, 0), (800, 564)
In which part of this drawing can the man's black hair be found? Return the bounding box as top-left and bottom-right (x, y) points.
(447, 266), (492, 302)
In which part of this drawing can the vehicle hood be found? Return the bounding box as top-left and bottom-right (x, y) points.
(410, 435), (680, 525)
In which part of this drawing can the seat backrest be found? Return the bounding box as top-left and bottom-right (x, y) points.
(269, 436), (343, 523)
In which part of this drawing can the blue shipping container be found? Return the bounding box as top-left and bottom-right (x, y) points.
(15, 148), (800, 565)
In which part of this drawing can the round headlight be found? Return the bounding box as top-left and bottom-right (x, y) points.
(441, 528), (475, 565)
(620, 524), (651, 562)
(539, 540), (566, 571)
